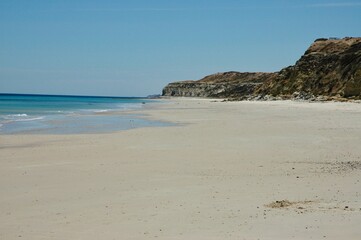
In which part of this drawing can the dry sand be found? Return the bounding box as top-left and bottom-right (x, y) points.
(1, 98), (361, 239)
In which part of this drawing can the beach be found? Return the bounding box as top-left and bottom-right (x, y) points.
(1, 98), (361, 239)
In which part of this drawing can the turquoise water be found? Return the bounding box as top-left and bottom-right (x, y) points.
(0, 94), (167, 134)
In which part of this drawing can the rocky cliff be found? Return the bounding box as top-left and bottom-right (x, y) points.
(162, 37), (361, 100)
(256, 37), (361, 99)
(162, 72), (276, 98)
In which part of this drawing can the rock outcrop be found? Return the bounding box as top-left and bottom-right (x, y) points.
(256, 37), (361, 99)
(162, 72), (276, 98)
(162, 37), (361, 100)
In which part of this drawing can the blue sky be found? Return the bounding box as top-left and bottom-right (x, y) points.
(1, 0), (361, 97)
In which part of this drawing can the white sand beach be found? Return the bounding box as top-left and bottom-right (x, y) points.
(1, 98), (361, 240)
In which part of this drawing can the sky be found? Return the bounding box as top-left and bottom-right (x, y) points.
(1, 0), (361, 97)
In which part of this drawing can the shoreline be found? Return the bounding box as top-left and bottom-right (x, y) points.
(1, 98), (361, 239)
(0, 98), (168, 135)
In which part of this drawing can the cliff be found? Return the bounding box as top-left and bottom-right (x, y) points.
(162, 72), (276, 98)
(162, 37), (361, 100)
(256, 37), (361, 99)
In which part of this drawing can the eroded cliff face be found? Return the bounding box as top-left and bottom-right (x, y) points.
(256, 37), (361, 99)
(162, 37), (361, 100)
(162, 72), (276, 98)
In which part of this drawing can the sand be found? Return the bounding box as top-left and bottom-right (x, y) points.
(1, 98), (361, 239)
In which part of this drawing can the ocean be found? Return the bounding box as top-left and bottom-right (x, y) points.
(0, 93), (167, 134)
